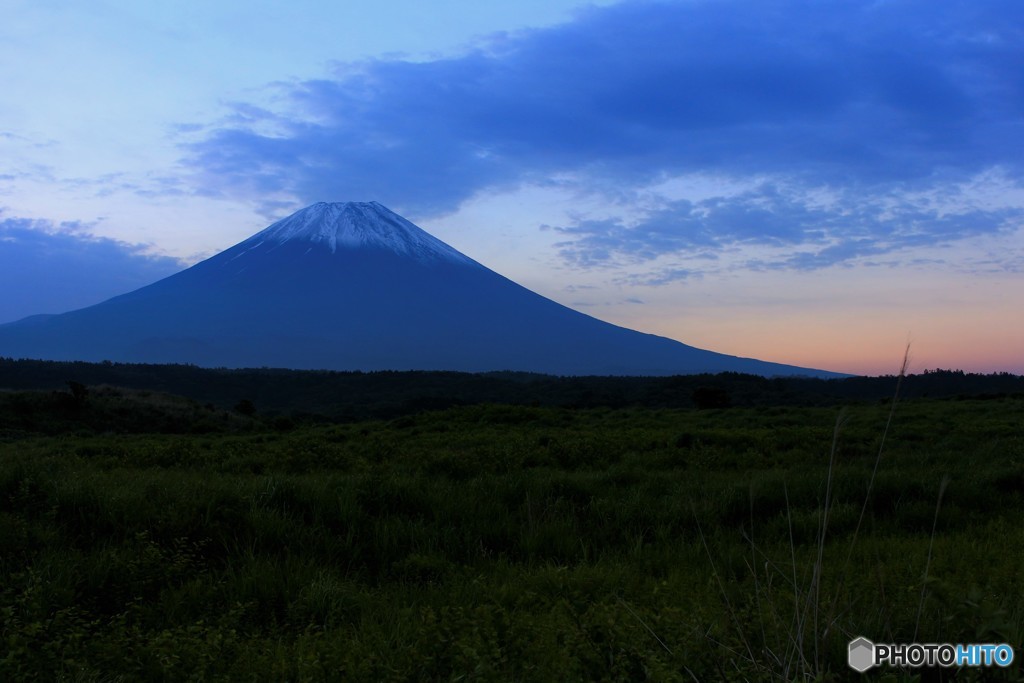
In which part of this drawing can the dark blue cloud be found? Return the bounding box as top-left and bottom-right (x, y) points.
(185, 0), (1024, 220)
(0, 217), (184, 324)
(552, 185), (1023, 276)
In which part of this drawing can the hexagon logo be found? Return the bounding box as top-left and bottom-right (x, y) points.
(848, 637), (875, 672)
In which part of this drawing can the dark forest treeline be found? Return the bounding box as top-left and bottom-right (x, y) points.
(2, 356), (1023, 679)
(0, 358), (1021, 422)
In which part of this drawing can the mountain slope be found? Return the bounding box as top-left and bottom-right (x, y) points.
(0, 202), (843, 377)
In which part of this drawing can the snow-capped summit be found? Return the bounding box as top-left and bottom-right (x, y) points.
(0, 201), (843, 377)
(250, 201), (477, 265)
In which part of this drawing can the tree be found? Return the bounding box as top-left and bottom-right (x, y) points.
(692, 386), (731, 410)
(66, 380), (89, 407)
(234, 398), (256, 416)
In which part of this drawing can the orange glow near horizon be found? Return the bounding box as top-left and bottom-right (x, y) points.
(587, 266), (1024, 377)
(647, 309), (1024, 377)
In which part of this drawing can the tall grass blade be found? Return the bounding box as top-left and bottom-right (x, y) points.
(914, 474), (950, 642)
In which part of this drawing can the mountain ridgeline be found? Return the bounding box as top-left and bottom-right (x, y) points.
(0, 202), (841, 377)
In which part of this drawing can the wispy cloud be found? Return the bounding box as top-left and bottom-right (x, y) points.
(551, 183), (1024, 275)
(0, 216), (184, 324)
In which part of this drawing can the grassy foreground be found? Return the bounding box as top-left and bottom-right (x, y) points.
(1, 395), (1022, 681)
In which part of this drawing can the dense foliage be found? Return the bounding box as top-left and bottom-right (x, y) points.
(1, 376), (1022, 680)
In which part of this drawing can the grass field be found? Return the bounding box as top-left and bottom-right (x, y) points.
(1, 391), (1022, 681)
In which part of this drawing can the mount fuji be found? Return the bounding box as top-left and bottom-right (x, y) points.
(0, 202), (839, 377)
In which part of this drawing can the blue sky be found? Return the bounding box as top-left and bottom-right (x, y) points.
(2, 0), (1023, 374)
